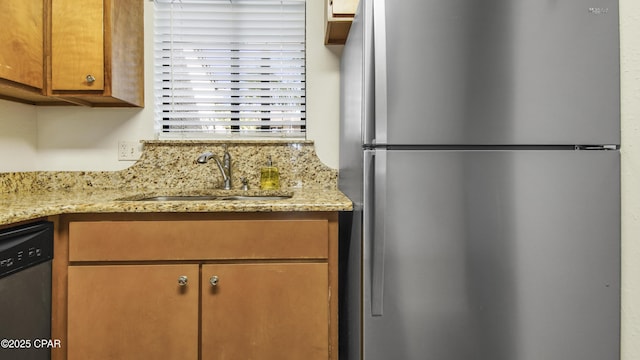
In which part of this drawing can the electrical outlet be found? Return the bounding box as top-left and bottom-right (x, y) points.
(118, 140), (143, 161)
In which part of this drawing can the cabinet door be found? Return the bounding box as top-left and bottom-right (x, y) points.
(202, 263), (329, 360)
(67, 265), (199, 360)
(0, 0), (43, 89)
(51, 0), (104, 90)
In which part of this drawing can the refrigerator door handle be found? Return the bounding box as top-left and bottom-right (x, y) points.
(372, 0), (388, 145)
(364, 149), (386, 316)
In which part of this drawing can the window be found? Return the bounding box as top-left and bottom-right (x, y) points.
(154, 0), (306, 138)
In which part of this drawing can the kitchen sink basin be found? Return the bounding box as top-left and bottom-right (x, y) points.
(120, 193), (293, 201)
(218, 195), (291, 201)
(136, 195), (222, 201)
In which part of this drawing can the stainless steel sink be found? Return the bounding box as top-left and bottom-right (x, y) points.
(123, 194), (292, 201)
(136, 195), (222, 201)
(218, 195), (291, 201)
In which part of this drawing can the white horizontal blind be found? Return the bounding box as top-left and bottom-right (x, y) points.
(154, 0), (306, 138)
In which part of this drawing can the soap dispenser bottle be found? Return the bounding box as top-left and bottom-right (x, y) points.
(260, 156), (280, 190)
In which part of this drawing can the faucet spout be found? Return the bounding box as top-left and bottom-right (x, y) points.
(196, 150), (232, 190)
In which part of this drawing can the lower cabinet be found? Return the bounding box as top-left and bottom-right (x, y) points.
(67, 265), (200, 360)
(54, 212), (338, 360)
(201, 263), (329, 359)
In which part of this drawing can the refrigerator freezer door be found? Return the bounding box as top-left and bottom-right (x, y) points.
(341, 0), (374, 148)
(340, 0), (371, 200)
(372, 0), (620, 145)
(363, 149), (620, 360)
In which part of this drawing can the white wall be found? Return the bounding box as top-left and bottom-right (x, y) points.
(0, 100), (38, 172)
(0, 0), (342, 172)
(620, 1), (640, 358)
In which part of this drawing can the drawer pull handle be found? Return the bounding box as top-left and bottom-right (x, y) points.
(86, 74), (96, 84)
(209, 275), (219, 287)
(178, 275), (188, 286)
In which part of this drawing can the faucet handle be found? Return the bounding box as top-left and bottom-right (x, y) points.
(240, 177), (249, 191)
(196, 151), (214, 164)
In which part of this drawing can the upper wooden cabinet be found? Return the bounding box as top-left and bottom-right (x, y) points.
(0, 0), (144, 107)
(324, 0), (359, 45)
(51, 0), (105, 92)
(0, 0), (64, 104)
(0, 1), (43, 89)
(50, 0), (144, 107)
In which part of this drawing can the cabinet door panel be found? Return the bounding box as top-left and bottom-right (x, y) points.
(51, 0), (104, 90)
(67, 265), (199, 360)
(201, 263), (329, 360)
(0, 0), (43, 89)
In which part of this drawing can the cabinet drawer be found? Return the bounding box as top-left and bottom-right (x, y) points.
(68, 220), (329, 261)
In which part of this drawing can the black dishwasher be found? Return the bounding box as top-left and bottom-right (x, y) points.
(0, 221), (54, 360)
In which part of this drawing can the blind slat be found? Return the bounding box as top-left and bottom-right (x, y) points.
(160, 116), (306, 121)
(154, 42), (303, 51)
(159, 108), (305, 115)
(156, 89), (306, 95)
(154, 61), (306, 69)
(154, 0), (306, 138)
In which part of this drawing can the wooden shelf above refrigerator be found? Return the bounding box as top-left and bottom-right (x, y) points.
(324, 0), (359, 45)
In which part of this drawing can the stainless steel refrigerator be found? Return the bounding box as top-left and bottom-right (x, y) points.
(338, 0), (621, 359)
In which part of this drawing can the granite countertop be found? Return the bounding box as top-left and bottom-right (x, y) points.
(0, 140), (353, 226)
(0, 187), (352, 226)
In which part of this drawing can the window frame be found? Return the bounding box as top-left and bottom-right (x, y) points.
(153, 0), (307, 139)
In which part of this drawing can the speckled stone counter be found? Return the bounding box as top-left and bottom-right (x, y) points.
(0, 140), (353, 226)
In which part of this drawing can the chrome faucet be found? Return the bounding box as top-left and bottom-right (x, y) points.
(196, 145), (232, 190)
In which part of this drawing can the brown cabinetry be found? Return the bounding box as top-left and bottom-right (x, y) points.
(0, 0), (143, 106)
(53, 212), (338, 360)
(67, 265), (199, 359)
(0, 0), (60, 104)
(201, 263), (329, 359)
(325, 0), (359, 45)
(50, 0), (144, 107)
